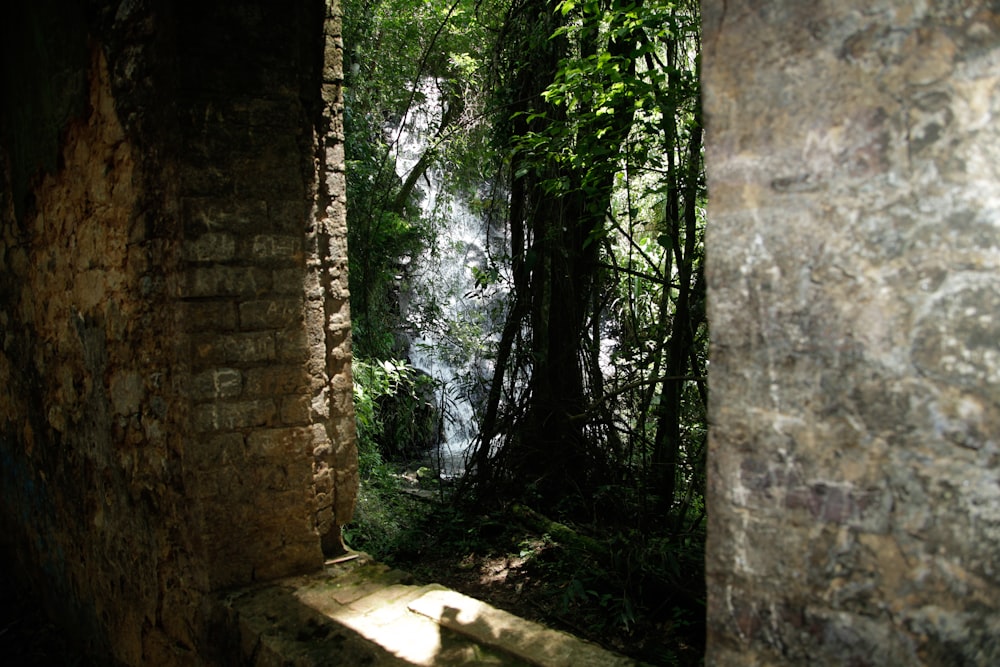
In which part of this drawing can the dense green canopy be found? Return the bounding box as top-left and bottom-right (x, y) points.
(343, 1), (706, 656)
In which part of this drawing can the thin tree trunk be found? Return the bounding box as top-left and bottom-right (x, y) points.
(652, 118), (702, 514)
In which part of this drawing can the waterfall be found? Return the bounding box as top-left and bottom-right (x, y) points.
(391, 78), (501, 477)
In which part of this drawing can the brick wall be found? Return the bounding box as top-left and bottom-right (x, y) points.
(174, 0), (357, 589)
(702, 2), (1000, 664)
(0, 1), (356, 663)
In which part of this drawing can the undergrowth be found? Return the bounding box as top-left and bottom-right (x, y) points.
(344, 473), (705, 666)
(348, 348), (705, 665)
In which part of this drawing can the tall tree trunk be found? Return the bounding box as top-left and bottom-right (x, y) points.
(652, 117), (703, 513)
(498, 0), (640, 504)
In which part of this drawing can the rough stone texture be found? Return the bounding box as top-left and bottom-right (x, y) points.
(173, 0), (357, 590)
(0, 1), (356, 664)
(314, 0), (360, 559)
(703, 2), (1000, 665)
(1, 19), (196, 665)
(204, 555), (634, 666)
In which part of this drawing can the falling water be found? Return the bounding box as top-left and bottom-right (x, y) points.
(391, 78), (501, 477)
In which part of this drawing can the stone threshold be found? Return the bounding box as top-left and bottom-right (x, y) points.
(209, 552), (638, 666)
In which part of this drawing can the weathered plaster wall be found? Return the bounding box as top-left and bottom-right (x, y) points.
(703, 1), (1000, 665)
(0, 1), (355, 663)
(1, 5), (195, 663)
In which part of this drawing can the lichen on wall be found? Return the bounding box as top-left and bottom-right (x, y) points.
(703, 2), (1000, 664)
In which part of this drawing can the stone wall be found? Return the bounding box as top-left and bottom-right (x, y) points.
(174, 0), (356, 590)
(702, 1), (1000, 665)
(0, 1), (356, 663)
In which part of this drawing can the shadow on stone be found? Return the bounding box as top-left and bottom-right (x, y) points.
(206, 555), (634, 666)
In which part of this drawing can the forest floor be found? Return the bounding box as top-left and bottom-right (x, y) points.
(348, 468), (706, 667)
(404, 546), (704, 666)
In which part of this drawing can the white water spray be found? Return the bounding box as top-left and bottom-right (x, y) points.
(391, 78), (501, 477)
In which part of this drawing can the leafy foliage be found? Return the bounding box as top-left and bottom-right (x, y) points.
(343, 0), (708, 662)
(353, 358), (439, 466)
(350, 494), (705, 665)
(470, 0), (706, 530)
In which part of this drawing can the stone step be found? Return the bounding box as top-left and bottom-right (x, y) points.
(409, 588), (635, 667)
(212, 553), (639, 666)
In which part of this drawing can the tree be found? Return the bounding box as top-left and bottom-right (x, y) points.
(343, 0), (502, 477)
(343, 0), (708, 530)
(472, 0), (706, 526)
